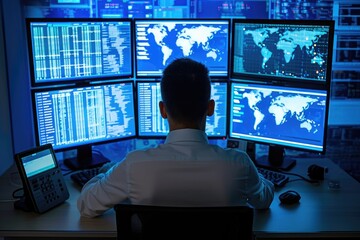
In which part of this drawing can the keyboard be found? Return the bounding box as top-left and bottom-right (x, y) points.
(257, 167), (289, 188)
(70, 167), (100, 187)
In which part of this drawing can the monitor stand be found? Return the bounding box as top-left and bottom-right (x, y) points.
(63, 145), (110, 170)
(254, 146), (296, 171)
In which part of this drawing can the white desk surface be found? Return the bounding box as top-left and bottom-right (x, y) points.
(1, 158), (360, 239)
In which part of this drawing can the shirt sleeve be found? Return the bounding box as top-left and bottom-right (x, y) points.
(77, 161), (129, 218)
(244, 160), (275, 209)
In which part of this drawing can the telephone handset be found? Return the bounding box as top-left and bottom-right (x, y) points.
(14, 144), (69, 213)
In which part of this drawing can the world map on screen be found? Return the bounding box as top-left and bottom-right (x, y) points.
(237, 88), (326, 140)
(140, 23), (228, 70)
(238, 26), (329, 81)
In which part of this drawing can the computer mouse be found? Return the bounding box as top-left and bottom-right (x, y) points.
(279, 190), (301, 205)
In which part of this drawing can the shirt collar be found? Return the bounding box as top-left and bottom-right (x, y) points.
(164, 129), (209, 144)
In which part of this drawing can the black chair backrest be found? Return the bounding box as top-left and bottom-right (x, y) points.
(114, 204), (254, 240)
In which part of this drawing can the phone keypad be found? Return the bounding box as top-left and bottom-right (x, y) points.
(30, 169), (67, 206)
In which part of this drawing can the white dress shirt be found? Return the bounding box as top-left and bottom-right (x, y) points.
(77, 129), (274, 218)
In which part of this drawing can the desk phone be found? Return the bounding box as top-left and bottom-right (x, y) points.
(14, 144), (69, 213)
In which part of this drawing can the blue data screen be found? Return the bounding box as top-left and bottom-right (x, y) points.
(137, 81), (228, 138)
(28, 20), (133, 84)
(34, 82), (136, 150)
(229, 82), (328, 152)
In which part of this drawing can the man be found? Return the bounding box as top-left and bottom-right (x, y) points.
(77, 58), (274, 218)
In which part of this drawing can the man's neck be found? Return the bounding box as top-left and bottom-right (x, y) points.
(168, 120), (205, 132)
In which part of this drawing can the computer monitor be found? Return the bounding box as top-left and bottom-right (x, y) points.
(136, 80), (228, 138)
(32, 81), (136, 170)
(134, 18), (230, 78)
(231, 19), (335, 84)
(229, 80), (330, 170)
(26, 18), (133, 86)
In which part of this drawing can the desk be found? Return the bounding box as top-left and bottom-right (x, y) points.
(254, 158), (360, 239)
(1, 158), (360, 239)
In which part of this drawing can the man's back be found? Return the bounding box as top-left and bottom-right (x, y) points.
(127, 159), (246, 206)
(77, 129), (274, 217)
(125, 129), (273, 208)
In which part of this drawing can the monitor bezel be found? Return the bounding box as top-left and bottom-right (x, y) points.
(227, 79), (330, 155)
(135, 79), (229, 139)
(230, 19), (335, 86)
(31, 80), (137, 153)
(133, 18), (231, 79)
(26, 18), (135, 87)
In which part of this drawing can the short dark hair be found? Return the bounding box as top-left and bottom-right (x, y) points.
(161, 58), (211, 124)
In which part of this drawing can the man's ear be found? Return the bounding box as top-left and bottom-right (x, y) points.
(207, 99), (215, 116)
(159, 101), (167, 119)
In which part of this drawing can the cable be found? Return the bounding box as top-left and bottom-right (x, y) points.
(0, 188), (23, 203)
(12, 188), (24, 199)
(278, 170), (320, 184)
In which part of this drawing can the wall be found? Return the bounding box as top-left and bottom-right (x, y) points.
(0, 2), (14, 175)
(1, 0), (34, 157)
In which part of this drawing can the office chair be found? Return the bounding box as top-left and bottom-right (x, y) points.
(114, 204), (254, 240)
